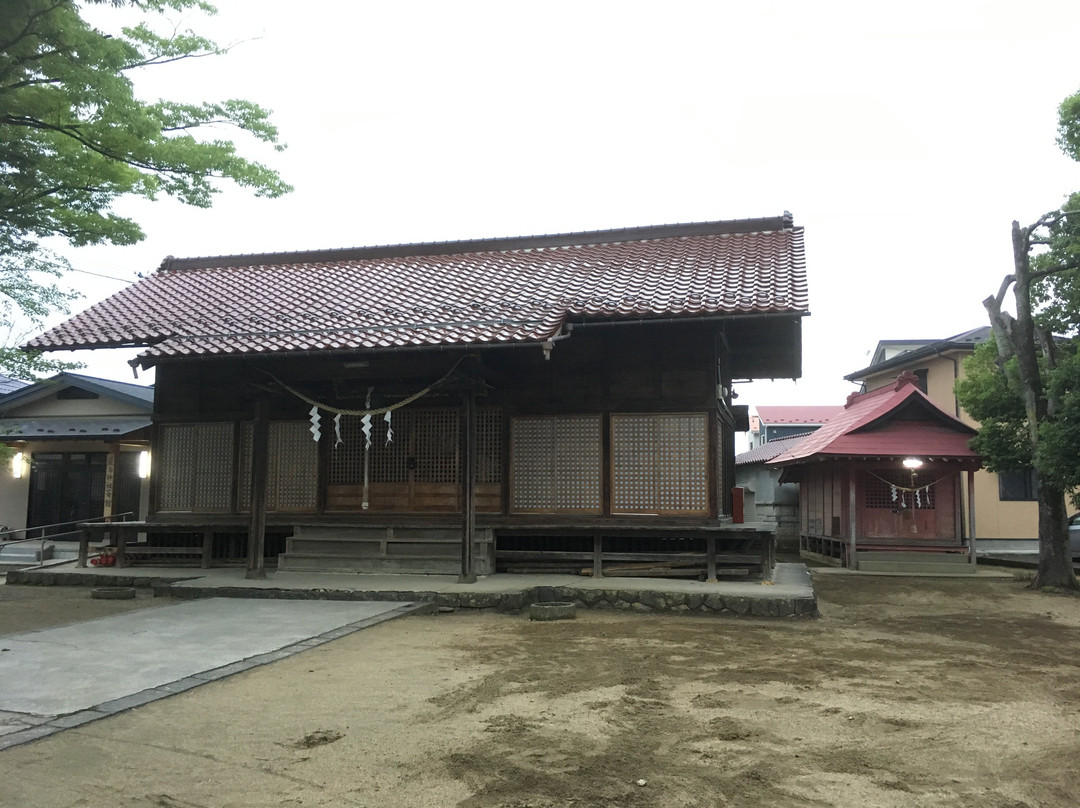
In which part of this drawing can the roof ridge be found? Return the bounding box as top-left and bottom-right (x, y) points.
(157, 213), (797, 272)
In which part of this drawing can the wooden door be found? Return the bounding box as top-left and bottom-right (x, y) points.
(26, 452), (107, 533)
(861, 470), (956, 541)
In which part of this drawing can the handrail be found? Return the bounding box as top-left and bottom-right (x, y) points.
(0, 513), (136, 570)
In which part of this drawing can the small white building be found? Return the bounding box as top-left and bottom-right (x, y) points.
(0, 374), (153, 538)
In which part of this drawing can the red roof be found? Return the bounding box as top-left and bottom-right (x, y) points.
(27, 216), (807, 368)
(767, 373), (980, 466)
(754, 405), (842, 425)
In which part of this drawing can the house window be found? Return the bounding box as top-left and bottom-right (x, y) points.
(913, 369), (929, 393)
(611, 412), (709, 515)
(998, 469), (1039, 501)
(157, 423), (234, 512)
(510, 415), (602, 513)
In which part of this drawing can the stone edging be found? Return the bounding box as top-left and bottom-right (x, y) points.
(5, 570), (819, 618)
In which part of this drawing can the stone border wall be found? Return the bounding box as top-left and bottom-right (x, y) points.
(5, 570), (819, 618)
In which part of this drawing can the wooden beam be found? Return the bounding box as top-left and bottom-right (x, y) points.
(459, 390), (477, 583)
(246, 399), (269, 579)
(848, 473), (858, 569)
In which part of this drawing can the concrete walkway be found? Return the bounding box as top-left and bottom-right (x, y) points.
(0, 561), (818, 750)
(0, 597), (425, 751)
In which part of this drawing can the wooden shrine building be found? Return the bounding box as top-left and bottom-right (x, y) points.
(26, 215), (808, 580)
(768, 372), (983, 573)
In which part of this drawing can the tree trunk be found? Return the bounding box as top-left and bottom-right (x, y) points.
(1033, 481), (1075, 589)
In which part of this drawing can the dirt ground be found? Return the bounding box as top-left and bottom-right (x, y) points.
(2, 571), (1080, 808)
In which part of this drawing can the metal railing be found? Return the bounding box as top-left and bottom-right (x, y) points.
(0, 513), (136, 569)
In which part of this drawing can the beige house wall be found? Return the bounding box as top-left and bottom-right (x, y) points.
(5, 394), (147, 418)
(861, 351), (1038, 540)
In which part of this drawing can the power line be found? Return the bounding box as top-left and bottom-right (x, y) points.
(67, 266), (135, 284)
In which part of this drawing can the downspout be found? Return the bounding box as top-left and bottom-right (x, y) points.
(935, 349), (962, 418)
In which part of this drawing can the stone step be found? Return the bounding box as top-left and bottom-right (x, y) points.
(277, 552), (461, 574)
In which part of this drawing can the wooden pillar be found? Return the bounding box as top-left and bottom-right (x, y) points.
(459, 390), (476, 583)
(848, 473), (858, 569)
(593, 534), (603, 578)
(103, 445), (118, 517)
(967, 469), (978, 565)
(246, 399), (269, 579)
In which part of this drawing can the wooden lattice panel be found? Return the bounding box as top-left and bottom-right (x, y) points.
(865, 471), (937, 510)
(266, 422), (318, 511)
(158, 423), (234, 512)
(510, 415), (602, 513)
(328, 415), (365, 485)
(237, 422), (253, 511)
(411, 409), (459, 483)
(611, 413), (708, 515)
(476, 407), (503, 484)
(238, 422), (318, 512)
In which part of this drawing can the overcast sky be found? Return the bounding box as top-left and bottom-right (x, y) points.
(44, 0), (1080, 410)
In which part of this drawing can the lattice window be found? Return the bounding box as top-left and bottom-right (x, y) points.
(865, 471), (937, 510)
(411, 409), (459, 483)
(476, 408), (503, 484)
(611, 413), (709, 515)
(158, 423), (234, 512)
(510, 415), (602, 513)
(328, 406), (502, 487)
(238, 422), (318, 512)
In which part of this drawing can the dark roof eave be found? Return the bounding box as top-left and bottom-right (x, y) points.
(769, 454), (982, 469)
(125, 310), (807, 370)
(844, 341), (985, 381)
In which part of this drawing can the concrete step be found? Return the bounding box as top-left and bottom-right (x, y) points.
(0, 542), (54, 562)
(856, 550), (969, 564)
(856, 558), (977, 574)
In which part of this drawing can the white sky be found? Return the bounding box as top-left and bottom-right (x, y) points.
(41, 0), (1080, 414)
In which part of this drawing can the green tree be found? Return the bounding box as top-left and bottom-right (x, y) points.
(0, 0), (291, 378)
(957, 89), (1080, 590)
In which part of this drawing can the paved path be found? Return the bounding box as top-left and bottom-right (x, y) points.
(0, 597), (423, 750)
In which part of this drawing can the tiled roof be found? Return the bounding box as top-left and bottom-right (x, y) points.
(754, 405), (841, 425)
(0, 375), (28, 395)
(0, 417), (151, 441)
(26, 215), (807, 368)
(767, 373), (980, 466)
(0, 372), (153, 412)
(735, 433), (812, 465)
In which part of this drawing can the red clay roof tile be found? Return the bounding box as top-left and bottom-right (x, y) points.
(27, 215), (807, 367)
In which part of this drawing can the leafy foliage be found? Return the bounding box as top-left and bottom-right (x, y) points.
(955, 340), (1033, 472)
(0, 0), (291, 379)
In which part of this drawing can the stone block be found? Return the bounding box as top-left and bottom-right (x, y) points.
(725, 596), (751, 616)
